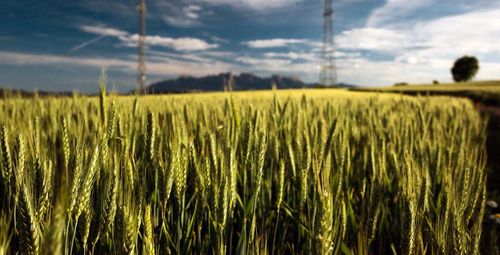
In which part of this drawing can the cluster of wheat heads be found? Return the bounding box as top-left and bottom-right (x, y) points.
(0, 88), (489, 254)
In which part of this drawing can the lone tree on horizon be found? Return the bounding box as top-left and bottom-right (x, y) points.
(451, 56), (479, 82)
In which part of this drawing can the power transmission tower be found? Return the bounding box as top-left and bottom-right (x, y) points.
(137, 0), (147, 94)
(320, 0), (337, 86)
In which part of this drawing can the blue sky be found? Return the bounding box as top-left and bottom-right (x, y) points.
(1, 0), (500, 92)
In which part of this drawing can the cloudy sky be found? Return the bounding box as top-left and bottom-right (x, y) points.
(1, 0), (500, 92)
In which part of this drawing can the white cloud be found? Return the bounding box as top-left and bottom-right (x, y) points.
(147, 50), (233, 66)
(336, 28), (411, 52)
(80, 25), (128, 37)
(367, 0), (436, 27)
(201, 51), (236, 58)
(0, 51), (134, 69)
(413, 9), (500, 55)
(336, 56), (500, 86)
(158, 0), (301, 28)
(195, 0), (301, 10)
(0, 51), (233, 78)
(162, 4), (204, 27)
(80, 25), (218, 52)
(343, 8), (500, 57)
(264, 52), (318, 62)
(236, 56), (318, 76)
(237, 56), (290, 66)
(336, 7), (500, 85)
(337, 57), (438, 86)
(235, 50), (361, 83)
(334, 51), (362, 58)
(122, 35), (219, 51)
(243, 39), (309, 48)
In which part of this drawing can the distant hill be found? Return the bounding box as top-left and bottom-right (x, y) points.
(1, 74), (360, 97)
(0, 88), (74, 98)
(309, 82), (359, 88)
(147, 73), (310, 93)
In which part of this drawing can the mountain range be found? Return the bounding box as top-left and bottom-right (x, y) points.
(0, 73), (357, 96)
(147, 73), (357, 94)
(147, 73), (306, 93)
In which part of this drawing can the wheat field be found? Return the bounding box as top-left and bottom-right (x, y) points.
(0, 86), (490, 254)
